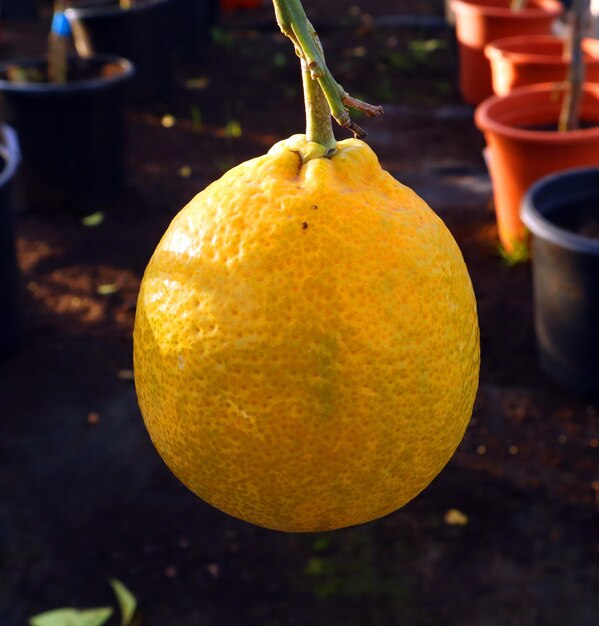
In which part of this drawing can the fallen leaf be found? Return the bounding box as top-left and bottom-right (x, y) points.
(81, 212), (105, 227)
(97, 284), (119, 296)
(161, 114), (176, 128)
(117, 369), (134, 381)
(29, 607), (113, 626)
(312, 536), (331, 552)
(225, 120), (242, 138)
(206, 563), (220, 578)
(444, 508), (469, 526)
(185, 77), (210, 90)
(110, 579), (137, 626)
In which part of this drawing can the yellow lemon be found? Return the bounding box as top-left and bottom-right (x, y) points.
(134, 135), (480, 532)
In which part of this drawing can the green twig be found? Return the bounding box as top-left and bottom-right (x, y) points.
(272, 0), (383, 143)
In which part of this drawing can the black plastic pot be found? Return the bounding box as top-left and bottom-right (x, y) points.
(0, 55), (134, 213)
(0, 127), (21, 356)
(170, 0), (219, 63)
(521, 167), (599, 396)
(66, 0), (173, 103)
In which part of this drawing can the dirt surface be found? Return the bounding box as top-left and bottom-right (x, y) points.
(1, 2), (598, 626)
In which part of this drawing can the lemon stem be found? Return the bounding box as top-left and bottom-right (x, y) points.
(272, 0), (383, 144)
(300, 57), (336, 152)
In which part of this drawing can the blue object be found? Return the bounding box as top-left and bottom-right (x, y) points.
(51, 12), (71, 37)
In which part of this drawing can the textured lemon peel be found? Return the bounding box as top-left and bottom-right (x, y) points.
(134, 137), (480, 533)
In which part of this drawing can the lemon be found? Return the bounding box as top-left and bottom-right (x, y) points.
(134, 135), (480, 532)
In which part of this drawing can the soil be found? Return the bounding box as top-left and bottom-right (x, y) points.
(579, 220), (599, 238)
(2, 58), (127, 84)
(518, 120), (599, 132)
(550, 204), (599, 239)
(1, 2), (598, 626)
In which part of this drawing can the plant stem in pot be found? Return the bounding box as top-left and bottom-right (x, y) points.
(49, 0), (69, 84)
(559, 0), (589, 131)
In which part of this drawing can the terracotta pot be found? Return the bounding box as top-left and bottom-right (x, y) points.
(450, 0), (563, 105)
(486, 35), (599, 96)
(475, 82), (599, 252)
(220, 0), (262, 10)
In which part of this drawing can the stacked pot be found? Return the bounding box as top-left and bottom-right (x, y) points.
(451, 0), (599, 394)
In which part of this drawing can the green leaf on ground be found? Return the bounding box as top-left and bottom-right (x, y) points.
(190, 106), (203, 131)
(408, 38), (446, 63)
(97, 284), (119, 295)
(273, 52), (288, 68)
(29, 607), (113, 626)
(312, 536), (331, 552)
(110, 579), (137, 626)
(82, 212), (105, 227)
(211, 27), (233, 48)
(305, 557), (328, 576)
(225, 120), (242, 138)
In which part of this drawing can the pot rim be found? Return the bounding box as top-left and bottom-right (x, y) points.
(474, 82), (599, 142)
(65, 0), (169, 19)
(521, 166), (599, 256)
(485, 35), (599, 66)
(450, 0), (562, 19)
(0, 144), (19, 187)
(0, 54), (135, 94)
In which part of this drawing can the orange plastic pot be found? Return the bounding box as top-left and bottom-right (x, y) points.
(220, 0), (262, 10)
(475, 83), (599, 252)
(450, 0), (562, 105)
(486, 35), (599, 96)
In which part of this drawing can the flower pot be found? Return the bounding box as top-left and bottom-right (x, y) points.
(521, 167), (599, 395)
(66, 0), (172, 103)
(450, 0), (563, 105)
(475, 82), (599, 252)
(486, 35), (599, 96)
(0, 55), (134, 213)
(0, 127), (21, 356)
(170, 0), (219, 64)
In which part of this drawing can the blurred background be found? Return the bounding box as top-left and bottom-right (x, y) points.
(0, 1), (597, 625)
